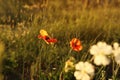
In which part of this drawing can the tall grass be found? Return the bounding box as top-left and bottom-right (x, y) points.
(0, 0), (120, 80)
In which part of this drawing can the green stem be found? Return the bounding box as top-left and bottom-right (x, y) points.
(59, 70), (64, 80)
(112, 55), (119, 80)
(89, 56), (94, 62)
(22, 59), (24, 80)
(112, 59), (115, 79)
(67, 49), (72, 57)
(113, 64), (119, 80)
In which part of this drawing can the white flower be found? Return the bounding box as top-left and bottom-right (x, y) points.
(112, 42), (120, 64)
(74, 62), (94, 80)
(90, 41), (112, 66)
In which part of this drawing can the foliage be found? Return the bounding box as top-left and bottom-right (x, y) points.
(0, 0), (120, 80)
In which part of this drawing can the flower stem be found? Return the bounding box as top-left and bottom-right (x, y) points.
(67, 49), (72, 58)
(90, 56), (94, 62)
(59, 70), (64, 80)
(112, 64), (119, 80)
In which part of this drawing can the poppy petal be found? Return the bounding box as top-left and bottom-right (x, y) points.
(47, 38), (57, 43)
(70, 38), (82, 51)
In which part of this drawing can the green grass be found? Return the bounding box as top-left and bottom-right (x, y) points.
(0, 1), (120, 80)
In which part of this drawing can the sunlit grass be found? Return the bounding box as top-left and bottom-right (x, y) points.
(0, 1), (120, 80)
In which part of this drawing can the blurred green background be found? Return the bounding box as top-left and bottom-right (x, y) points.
(0, 0), (120, 80)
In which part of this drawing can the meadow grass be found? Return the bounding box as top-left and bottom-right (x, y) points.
(0, 1), (120, 80)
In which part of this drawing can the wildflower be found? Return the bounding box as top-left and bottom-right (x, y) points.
(70, 38), (82, 51)
(38, 29), (57, 44)
(112, 42), (120, 64)
(90, 41), (112, 66)
(64, 57), (75, 72)
(74, 61), (94, 80)
(40, 29), (49, 36)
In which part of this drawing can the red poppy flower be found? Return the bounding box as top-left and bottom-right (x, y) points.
(38, 35), (57, 44)
(38, 29), (57, 44)
(70, 38), (82, 51)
